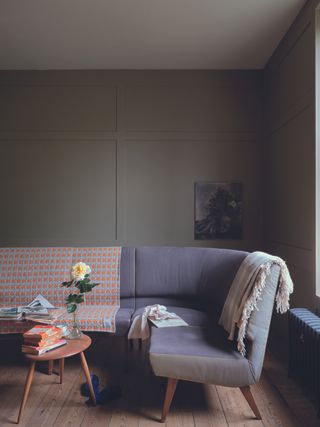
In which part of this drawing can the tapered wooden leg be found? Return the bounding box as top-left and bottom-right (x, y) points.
(161, 378), (178, 423)
(48, 359), (53, 375)
(240, 386), (262, 420)
(139, 338), (142, 350)
(79, 352), (96, 406)
(59, 358), (65, 384)
(129, 339), (134, 351)
(17, 361), (36, 424)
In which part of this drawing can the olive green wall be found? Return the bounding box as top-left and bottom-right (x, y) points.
(1, 1), (319, 360)
(0, 71), (263, 249)
(263, 0), (319, 358)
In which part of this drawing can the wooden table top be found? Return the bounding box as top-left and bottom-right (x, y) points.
(24, 334), (92, 362)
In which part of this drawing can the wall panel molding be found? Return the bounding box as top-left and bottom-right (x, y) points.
(124, 84), (260, 133)
(0, 85), (117, 132)
(0, 70), (262, 249)
(117, 138), (262, 249)
(263, 0), (318, 359)
(0, 138), (117, 246)
(266, 97), (313, 137)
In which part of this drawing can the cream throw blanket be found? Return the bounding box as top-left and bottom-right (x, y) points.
(219, 251), (293, 356)
(128, 304), (181, 340)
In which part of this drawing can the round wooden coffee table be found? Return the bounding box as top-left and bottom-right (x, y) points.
(17, 334), (96, 424)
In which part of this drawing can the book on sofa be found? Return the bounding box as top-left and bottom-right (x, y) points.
(0, 305), (50, 319)
(149, 317), (188, 328)
(0, 307), (23, 320)
(0, 294), (60, 322)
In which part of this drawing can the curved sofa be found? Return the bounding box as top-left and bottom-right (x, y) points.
(0, 246), (281, 422)
(120, 246), (280, 422)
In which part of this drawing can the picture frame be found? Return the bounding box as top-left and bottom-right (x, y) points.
(194, 182), (243, 240)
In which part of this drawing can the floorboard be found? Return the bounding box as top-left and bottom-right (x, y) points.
(0, 336), (318, 427)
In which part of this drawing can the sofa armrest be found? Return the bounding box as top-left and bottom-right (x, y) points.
(245, 264), (280, 382)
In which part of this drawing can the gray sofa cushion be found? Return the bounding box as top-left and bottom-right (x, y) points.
(134, 297), (203, 310)
(133, 306), (213, 326)
(135, 246), (247, 306)
(114, 308), (134, 336)
(132, 305), (221, 327)
(120, 247), (135, 308)
(149, 326), (255, 387)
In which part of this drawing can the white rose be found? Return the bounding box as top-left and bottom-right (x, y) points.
(71, 262), (91, 281)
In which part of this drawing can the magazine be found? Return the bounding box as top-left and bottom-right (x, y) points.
(149, 317), (188, 328)
(0, 295), (58, 322)
(18, 306), (49, 317)
(28, 294), (55, 309)
(0, 307), (22, 320)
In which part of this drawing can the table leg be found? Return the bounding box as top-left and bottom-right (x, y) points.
(79, 352), (96, 406)
(17, 361), (36, 424)
(59, 358), (65, 384)
(48, 359), (53, 375)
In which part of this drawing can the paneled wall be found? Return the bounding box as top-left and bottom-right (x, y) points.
(0, 71), (262, 249)
(263, 0), (318, 358)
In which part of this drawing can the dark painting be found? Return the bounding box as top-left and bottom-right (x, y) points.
(195, 182), (243, 240)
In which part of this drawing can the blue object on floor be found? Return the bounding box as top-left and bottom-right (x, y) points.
(94, 385), (122, 404)
(80, 374), (122, 405)
(80, 374), (100, 398)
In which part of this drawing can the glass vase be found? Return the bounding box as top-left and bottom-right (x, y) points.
(67, 310), (82, 339)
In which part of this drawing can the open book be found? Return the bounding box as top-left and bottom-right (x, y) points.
(0, 295), (59, 322)
(148, 317), (188, 328)
(0, 307), (22, 320)
(28, 294), (55, 309)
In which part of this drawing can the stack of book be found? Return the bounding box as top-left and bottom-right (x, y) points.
(0, 295), (64, 325)
(0, 307), (23, 320)
(22, 325), (67, 355)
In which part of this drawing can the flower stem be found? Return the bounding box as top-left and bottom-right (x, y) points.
(72, 308), (77, 324)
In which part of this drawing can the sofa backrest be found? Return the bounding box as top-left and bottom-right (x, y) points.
(0, 246), (132, 308)
(134, 246), (248, 309)
(0, 245), (249, 312)
(119, 247), (135, 308)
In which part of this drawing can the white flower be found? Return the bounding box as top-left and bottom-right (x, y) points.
(71, 262), (91, 281)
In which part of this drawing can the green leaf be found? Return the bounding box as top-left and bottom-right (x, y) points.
(66, 293), (79, 304)
(79, 282), (99, 293)
(61, 281), (72, 287)
(75, 294), (84, 304)
(67, 303), (77, 313)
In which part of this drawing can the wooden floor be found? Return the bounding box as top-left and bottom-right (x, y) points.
(0, 335), (319, 427)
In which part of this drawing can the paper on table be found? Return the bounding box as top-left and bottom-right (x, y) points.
(28, 294), (55, 309)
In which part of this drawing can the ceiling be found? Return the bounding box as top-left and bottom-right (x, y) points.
(0, 0), (306, 70)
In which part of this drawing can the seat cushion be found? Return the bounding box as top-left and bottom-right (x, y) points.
(114, 308), (134, 336)
(132, 306), (219, 327)
(149, 326), (255, 387)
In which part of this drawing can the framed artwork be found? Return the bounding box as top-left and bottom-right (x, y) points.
(194, 182), (243, 240)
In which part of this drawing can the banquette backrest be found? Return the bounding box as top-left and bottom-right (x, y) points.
(133, 246), (248, 310)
